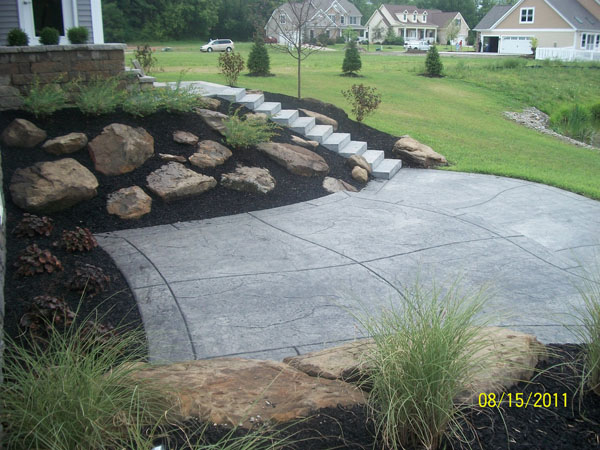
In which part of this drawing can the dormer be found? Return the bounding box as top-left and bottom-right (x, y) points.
(412, 10), (418, 22)
(403, 10), (408, 22)
(422, 11), (427, 23)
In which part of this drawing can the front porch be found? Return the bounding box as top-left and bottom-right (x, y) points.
(397, 27), (437, 43)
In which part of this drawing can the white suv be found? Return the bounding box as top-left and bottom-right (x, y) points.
(404, 40), (431, 51)
(201, 39), (235, 52)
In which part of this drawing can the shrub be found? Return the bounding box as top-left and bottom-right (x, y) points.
(359, 280), (492, 450)
(425, 45), (443, 77)
(70, 76), (126, 115)
(383, 28), (404, 46)
(218, 51), (245, 86)
(14, 244), (63, 277)
(155, 79), (201, 113)
(59, 227), (98, 252)
(13, 213), (54, 238)
(7, 28), (29, 46)
(20, 76), (68, 118)
(550, 104), (595, 143)
(590, 102), (600, 123)
(67, 263), (111, 298)
(223, 108), (279, 149)
(66, 26), (89, 44)
(317, 33), (330, 47)
(341, 84), (382, 122)
(122, 89), (162, 117)
(247, 33), (271, 76)
(342, 39), (362, 76)
(134, 44), (159, 75)
(336, 36), (346, 44)
(39, 27), (60, 45)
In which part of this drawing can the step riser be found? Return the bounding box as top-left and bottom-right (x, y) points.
(290, 117), (316, 134)
(305, 126), (333, 144)
(272, 110), (299, 126)
(338, 142), (367, 158)
(239, 95), (265, 110)
(322, 134), (351, 153)
(362, 150), (385, 171)
(372, 159), (403, 179)
(218, 88), (246, 102)
(255, 102), (282, 116)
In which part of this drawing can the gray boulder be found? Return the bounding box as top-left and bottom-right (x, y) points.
(189, 140), (232, 169)
(1, 118), (47, 148)
(107, 186), (152, 220)
(196, 109), (228, 135)
(257, 142), (329, 177)
(322, 177), (358, 194)
(147, 162), (217, 202)
(221, 166), (275, 194)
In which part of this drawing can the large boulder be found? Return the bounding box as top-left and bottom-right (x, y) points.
(195, 109), (228, 135)
(189, 140), (232, 169)
(299, 108), (338, 131)
(10, 158), (98, 213)
(1, 119), (47, 148)
(88, 123), (154, 176)
(128, 357), (366, 427)
(257, 142), (329, 177)
(346, 154), (371, 175)
(106, 186), (152, 220)
(221, 166), (275, 194)
(147, 162), (217, 202)
(42, 132), (88, 155)
(322, 177), (358, 194)
(392, 135), (447, 168)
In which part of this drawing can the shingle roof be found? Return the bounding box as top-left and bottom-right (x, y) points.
(311, 0), (362, 17)
(376, 4), (465, 29)
(382, 4), (442, 15)
(429, 12), (459, 28)
(546, 0), (600, 30)
(473, 4), (512, 30)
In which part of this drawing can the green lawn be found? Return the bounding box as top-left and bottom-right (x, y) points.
(129, 42), (600, 199)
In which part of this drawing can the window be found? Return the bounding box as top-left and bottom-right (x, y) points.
(340, 15), (345, 24)
(413, 12), (417, 22)
(581, 33), (600, 50)
(455, 18), (461, 26)
(350, 16), (358, 25)
(423, 11), (427, 23)
(329, 14), (336, 23)
(280, 14), (286, 24)
(520, 8), (534, 23)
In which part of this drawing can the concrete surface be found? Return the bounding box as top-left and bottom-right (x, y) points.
(97, 170), (600, 363)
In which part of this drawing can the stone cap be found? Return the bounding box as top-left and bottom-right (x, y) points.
(0, 44), (127, 53)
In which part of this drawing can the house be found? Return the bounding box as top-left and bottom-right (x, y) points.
(265, 0), (366, 44)
(473, 0), (600, 54)
(365, 4), (470, 45)
(1, 0), (104, 46)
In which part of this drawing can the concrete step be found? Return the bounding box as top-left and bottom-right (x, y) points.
(218, 87), (246, 102)
(372, 158), (403, 179)
(362, 150), (385, 171)
(254, 102), (282, 116)
(305, 125), (333, 143)
(272, 109), (299, 126)
(338, 141), (367, 158)
(322, 133), (351, 152)
(238, 93), (264, 110)
(290, 116), (316, 134)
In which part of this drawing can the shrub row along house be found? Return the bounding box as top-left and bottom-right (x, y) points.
(365, 4), (470, 45)
(474, 0), (600, 55)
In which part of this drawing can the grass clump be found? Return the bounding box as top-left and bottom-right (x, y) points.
(223, 108), (279, 149)
(70, 76), (126, 115)
(1, 321), (170, 449)
(550, 104), (596, 144)
(122, 89), (163, 117)
(155, 79), (200, 113)
(360, 280), (491, 450)
(21, 76), (67, 118)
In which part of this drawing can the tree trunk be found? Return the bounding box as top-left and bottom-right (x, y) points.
(297, 49), (301, 99)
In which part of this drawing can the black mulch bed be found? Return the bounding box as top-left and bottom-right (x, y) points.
(2, 94), (599, 449)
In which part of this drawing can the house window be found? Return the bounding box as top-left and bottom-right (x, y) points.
(581, 33), (600, 50)
(423, 12), (427, 23)
(280, 14), (286, 24)
(455, 18), (461, 26)
(520, 8), (534, 23)
(340, 15), (345, 24)
(413, 12), (417, 22)
(403, 12), (407, 21)
(350, 16), (358, 25)
(329, 14), (336, 23)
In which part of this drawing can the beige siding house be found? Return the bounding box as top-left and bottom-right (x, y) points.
(474, 0), (600, 54)
(365, 4), (470, 44)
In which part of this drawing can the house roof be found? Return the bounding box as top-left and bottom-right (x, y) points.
(311, 0), (362, 17)
(374, 4), (466, 29)
(274, 0), (362, 27)
(429, 12), (460, 28)
(546, 0), (600, 30)
(381, 4), (442, 15)
(473, 4), (512, 30)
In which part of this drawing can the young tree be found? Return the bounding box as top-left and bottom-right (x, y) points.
(218, 51), (245, 86)
(425, 45), (443, 77)
(446, 21), (460, 46)
(342, 39), (362, 76)
(341, 84), (381, 122)
(247, 32), (272, 76)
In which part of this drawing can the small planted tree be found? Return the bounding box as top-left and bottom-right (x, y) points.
(342, 39), (362, 76)
(247, 33), (271, 76)
(341, 84), (381, 122)
(218, 51), (245, 86)
(425, 45), (443, 77)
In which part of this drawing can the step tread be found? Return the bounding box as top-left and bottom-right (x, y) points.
(372, 158), (403, 179)
(273, 109), (298, 119)
(338, 141), (367, 157)
(323, 133), (351, 144)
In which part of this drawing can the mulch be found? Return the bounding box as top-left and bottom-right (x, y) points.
(1, 94), (599, 449)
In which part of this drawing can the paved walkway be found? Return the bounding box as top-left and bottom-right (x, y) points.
(97, 170), (600, 363)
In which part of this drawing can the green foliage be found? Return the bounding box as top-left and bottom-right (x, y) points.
(247, 33), (271, 76)
(223, 108), (279, 149)
(550, 104), (595, 143)
(20, 76), (67, 118)
(66, 26), (89, 44)
(382, 28), (404, 45)
(342, 39), (362, 75)
(341, 84), (382, 122)
(218, 51), (245, 86)
(425, 45), (443, 77)
(530, 37), (538, 50)
(0, 320), (169, 449)
(590, 102), (600, 123)
(70, 76), (126, 116)
(485, 58), (527, 70)
(39, 27), (60, 45)
(335, 36), (346, 44)
(156, 78), (202, 113)
(122, 89), (163, 117)
(7, 28), (29, 46)
(134, 44), (159, 75)
(317, 33), (330, 47)
(359, 280), (492, 450)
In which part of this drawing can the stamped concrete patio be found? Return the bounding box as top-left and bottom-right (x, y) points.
(97, 169), (600, 363)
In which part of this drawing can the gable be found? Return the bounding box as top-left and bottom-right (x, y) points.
(497, 0), (573, 28)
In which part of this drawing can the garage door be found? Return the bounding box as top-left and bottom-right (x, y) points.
(500, 36), (532, 54)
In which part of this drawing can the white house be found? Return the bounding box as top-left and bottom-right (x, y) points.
(1, 0), (104, 46)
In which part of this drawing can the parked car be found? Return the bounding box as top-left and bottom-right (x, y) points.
(264, 36), (278, 44)
(404, 40), (431, 51)
(200, 39), (234, 52)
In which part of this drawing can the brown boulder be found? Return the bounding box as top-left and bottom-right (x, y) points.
(189, 140), (232, 169)
(221, 166), (275, 194)
(10, 158), (98, 213)
(129, 357), (366, 427)
(106, 186), (152, 220)
(346, 154), (371, 175)
(147, 162), (217, 202)
(88, 123), (154, 176)
(195, 109), (228, 135)
(173, 131), (199, 145)
(199, 97), (221, 111)
(352, 166), (369, 183)
(322, 177), (358, 194)
(159, 153), (187, 163)
(299, 109), (338, 131)
(393, 135), (448, 168)
(291, 135), (319, 149)
(42, 132), (88, 155)
(257, 142), (329, 177)
(1, 118), (47, 148)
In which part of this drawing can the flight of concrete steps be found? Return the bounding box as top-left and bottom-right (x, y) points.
(216, 87), (402, 179)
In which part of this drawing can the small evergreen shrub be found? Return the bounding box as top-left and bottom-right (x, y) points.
(7, 28), (29, 46)
(383, 28), (404, 45)
(156, 81), (200, 113)
(247, 33), (271, 76)
(67, 26), (89, 44)
(341, 84), (382, 122)
(218, 51), (245, 86)
(223, 108), (279, 149)
(550, 104), (595, 143)
(122, 89), (162, 117)
(39, 27), (60, 45)
(70, 76), (126, 115)
(425, 45), (443, 76)
(342, 39), (362, 76)
(21, 76), (68, 118)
